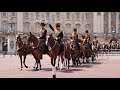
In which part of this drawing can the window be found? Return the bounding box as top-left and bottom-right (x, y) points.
(75, 24), (81, 33)
(86, 13), (89, 20)
(56, 12), (60, 20)
(36, 12), (40, 19)
(11, 12), (16, 16)
(23, 22), (30, 33)
(2, 21), (8, 33)
(35, 22), (41, 33)
(46, 12), (50, 19)
(2, 12), (7, 17)
(76, 12), (80, 20)
(97, 12), (101, 15)
(66, 12), (70, 20)
(24, 12), (29, 18)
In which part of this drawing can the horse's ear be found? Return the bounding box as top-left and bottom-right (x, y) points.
(50, 33), (53, 36)
(30, 32), (32, 35)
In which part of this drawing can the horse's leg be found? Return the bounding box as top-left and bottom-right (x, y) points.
(32, 52), (37, 68)
(23, 55), (28, 68)
(60, 54), (64, 70)
(19, 54), (23, 70)
(57, 56), (60, 68)
(33, 61), (37, 68)
(39, 55), (42, 70)
(51, 58), (56, 78)
(35, 57), (39, 70)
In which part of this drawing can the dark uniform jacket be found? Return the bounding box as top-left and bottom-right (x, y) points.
(49, 24), (63, 44)
(39, 29), (47, 41)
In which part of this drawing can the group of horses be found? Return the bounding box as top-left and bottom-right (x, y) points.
(16, 32), (105, 71)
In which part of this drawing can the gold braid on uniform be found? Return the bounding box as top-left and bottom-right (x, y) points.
(72, 32), (77, 40)
(53, 29), (62, 38)
(40, 29), (45, 37)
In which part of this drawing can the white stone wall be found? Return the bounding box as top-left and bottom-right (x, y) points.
(0, 12), (119, 35)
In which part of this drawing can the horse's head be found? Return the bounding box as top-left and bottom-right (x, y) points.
(46, 34), (54, 46)
(27, 32), (36, 45)
(16, 35), (22, 44)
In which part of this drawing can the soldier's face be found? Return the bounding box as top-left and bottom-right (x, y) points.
(41, 26), (45, 29)
(56, 26), (60, 30)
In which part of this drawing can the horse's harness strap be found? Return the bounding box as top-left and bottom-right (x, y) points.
(48, 40), (57, 51)
(17, 42), (24, 50)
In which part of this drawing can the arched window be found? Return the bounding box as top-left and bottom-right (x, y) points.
(35, 22), (41, 33)
(2, 21), (8, 33)
(65, 23), (71, 33)
(23, 22), (30, 33)
(75, 24), (81, 33)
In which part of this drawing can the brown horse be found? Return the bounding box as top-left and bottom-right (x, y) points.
(27, 32), (45, 70)
(62, 38), (71, 69)
(70, 39), (81, 66)
(46, 34), (64, 73)
(16, 35), (37, 70)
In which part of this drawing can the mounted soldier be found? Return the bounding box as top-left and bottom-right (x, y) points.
(84, 30), (91, 41)
(49, 23), (64, 54)
(80, 35), (85, 44)
(39, 22), (49, 54)
(92, 36), (99, 46)
(70, 28), (80, 50)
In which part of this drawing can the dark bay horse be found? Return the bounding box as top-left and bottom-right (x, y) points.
(47, 34), (64, 72)
(62, 38), (71, 69)
(82, 39), (92, 63)
(70, 39), (81, 66)
(27, 32), (45, 70)
(16, 35), (37, 70)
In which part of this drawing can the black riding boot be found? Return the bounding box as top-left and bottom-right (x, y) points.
(43, 45), (49, 54)
(60, 44), (64, 53)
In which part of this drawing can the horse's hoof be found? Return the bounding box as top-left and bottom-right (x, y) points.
(33, 67), (35, 68)
(26, 66), (28, 68)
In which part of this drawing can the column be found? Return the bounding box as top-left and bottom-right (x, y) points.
(116, 12), (119, 34)
(100, 12), (104, 34)
(93, 12), (98, 33)
(108, 12), (111, 34)
(17, 12), (23, 33)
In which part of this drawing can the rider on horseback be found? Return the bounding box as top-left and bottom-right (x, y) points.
(92, 36), (98, 45)
(84, 30), (91, 41)
(70, 28), (80, 50)
(80, 35), (85, 43)
(39, 22), (49, 54)
(49, 23), (64, 54)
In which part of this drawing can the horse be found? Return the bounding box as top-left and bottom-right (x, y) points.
(16, 35), (37, 70)
(70, 39), (81, 66)
(82, 38), (92, 63)
(46, 34), (64, 72)
(27, 32), (45, 70)
(62, 38), (71, 69)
